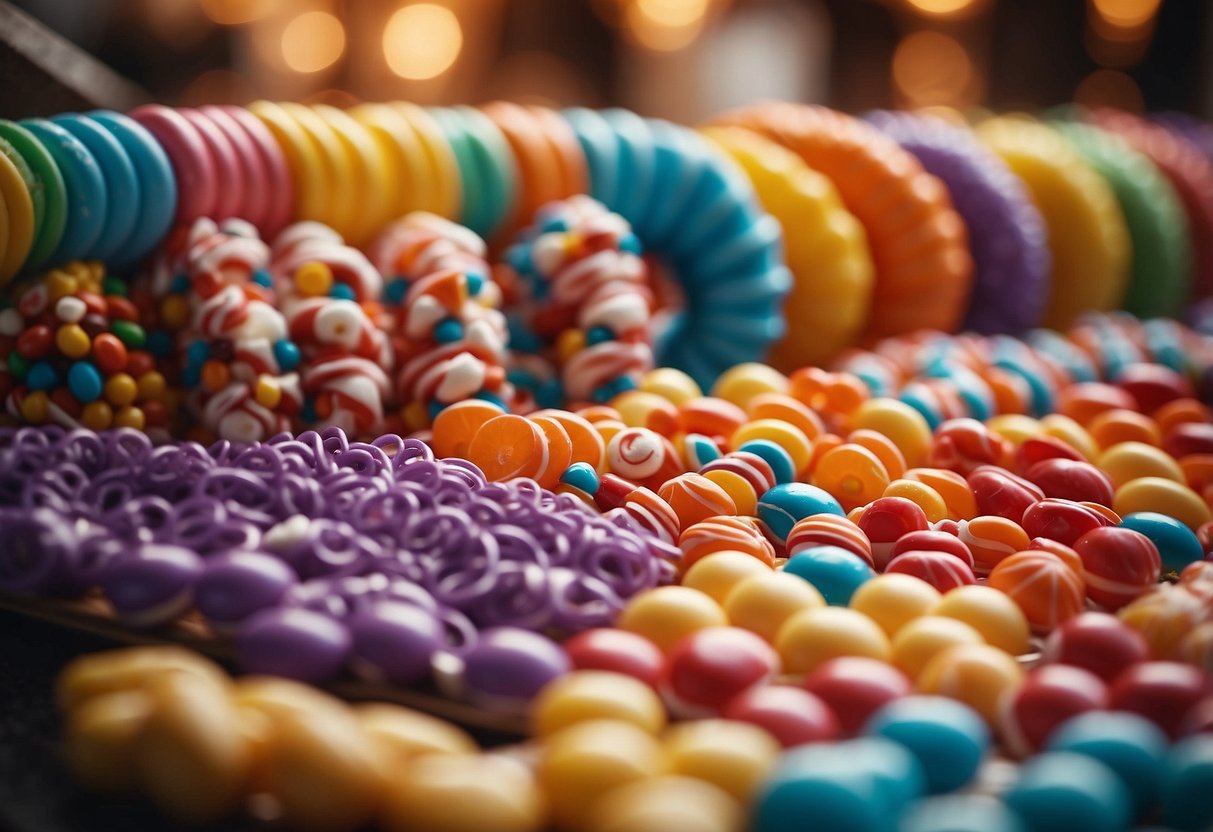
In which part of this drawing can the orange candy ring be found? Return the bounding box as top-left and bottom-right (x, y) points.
(528, 105), (589, 197)
(428, 399), (505, 460)
(481, 101), (574, 236)
(466, 413), (547, 482)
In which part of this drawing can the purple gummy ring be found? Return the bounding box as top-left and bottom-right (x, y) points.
(195, 106), (271, 231)
(217, 104), (295, 239)
(468, 561), (552, 630)
(548, 567), (623, 630)
(129, 104), (217, 225)
(865, 110), (1052, 334)
(333, 443), (392, 477)
(102, 494), (174, 542)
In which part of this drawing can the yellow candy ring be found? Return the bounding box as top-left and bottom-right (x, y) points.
(279, 103), (359, 240)
(248, 100), (332, 229)
(711, 103), (972, 342)
(701, 125), (874, 370)
(350, 103), (434, 219)
(392, 102), (461, 222)
(312, 104), (396, 246)
(975, 116), (1130, 330)
(0, 137), (35, 282)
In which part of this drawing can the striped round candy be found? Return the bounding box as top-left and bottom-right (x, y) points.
(699, 451), (776, 497)
(658, 473), (737, 532)
(786, 514), (874, 569)
(624, 487), (681, 544)
(886, 550), (976, 593)
(608, 426), (679, 483)
(988, 550), (1086, 635)
(679, 516), (776, 571)
(929, 418), (1012, 475)
(956, 515), (1031, 577)
(1073, 526), (1162, 611)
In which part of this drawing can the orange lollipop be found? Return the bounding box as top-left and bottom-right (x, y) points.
(431, 400), (506, 460)
(466, 414), (547, 482)
(812, 443), (891, 512)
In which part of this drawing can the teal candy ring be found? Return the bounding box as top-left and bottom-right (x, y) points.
(432, 106), (517, 239)
(0, 119), (66, 273)
(52, 114), (141, 265)
(20, 118), (108, 264)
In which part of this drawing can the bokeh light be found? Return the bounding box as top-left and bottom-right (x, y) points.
(199, 0), (278, 26)
(178, 69), (256, 106)
(1091, 0), (1162, 30)
(280, 10), (346, 74)
(625, 0), (712, 52)
(383, 4), (464, 81)
(1074, 68), (1145, 111)
(903, 0), (977, 17)
(892, 31), (977, 107)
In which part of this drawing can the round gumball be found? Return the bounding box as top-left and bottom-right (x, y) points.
(1026, 458), (1115, 505)
(1115, 476), (1213, 531)
(1000, 665), (1109, 757)
(776, 607), (891, 675)
(563, 628), (666, 688)
(714, 363), (789, 409)
(890, 530), (974, 568)
(531, 670), (666, 737)
(756, 483), (844, 544)
(1017, 436), (1085, 469)
(886, 550), (976, 593)
(1119, 511), (1204, 573)
(811, 443), (892, 511)
(617, 587), (728, 654)
(1161, 736), (1213, 832)
(724, 571), (826, 643)
(890, 615), (985, 681)
(585, 776), (741, 832)
(930, 585), (1031, 655)
(898, 795), (1026, 832)
(1025, 537), (1084, 574)
(968, 465), (1044, 522)
(917, 644), (1026, 726)
(882, 479), (949, 523)
(679, 516), (776, 571)
(929, 418), (1012, 475)
(661, 626), (780, 717)
(956, 515), (1033, 576)
(1098, 442), (1184, 489)
(783, 545), (875, 606)
(1073, 526), (1162, 610)
(682, 551), (774, 605)
(786, 514), (874, 568)
(857, 496), (930, 570)
(658, 473), (737, 532)
(1046, 711), (1170, 817)
(988, 550), (1086, 634)
(1110, 661), (1213, 739)
(1021, 498), (1111, 547)
(1041, 612), (1149, 683)
(660, 718), (782, 803)
(864, 695), (991, 794)
(1002, 752), (1131, 832)
(802, 657), (913, 736)
(848, 573), (942, 638)
(1115, 363), (1192, 414)
(723, 685), (841, 748)
(849, 398), (933, 468)
(1165, 422), (1213, 459)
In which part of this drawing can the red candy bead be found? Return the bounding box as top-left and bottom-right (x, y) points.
(968, 465), (1044, 523)
(1025, 459), (1115, 506)
(722, 685), (841, 748)
(1021, 498), (1113, 548)
(857, 496), (929, 570)
(1165, 422), (1213, 459)
(563, 628), (666, 688)
(890, 529), (974, 569)
(1042, 612), (1150, 683)
(91, 332), (128, 374)
(930, 417), (1012, 475)
(661, 627), (780, 717)
(1115, 363), (1193, 415)
(1016, 436), (1084, 470)
(802, 656), (912, 736)
(886, 549), (976, 592)
(594, 473), (638, 512)
(15, 325), (53, 359)
(1000, 665), (1108, 757)
(1073, 526), (1162, 610)
(1109, 661), (1213, 739)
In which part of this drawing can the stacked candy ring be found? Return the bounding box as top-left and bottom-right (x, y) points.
(0, 119), (68, 276)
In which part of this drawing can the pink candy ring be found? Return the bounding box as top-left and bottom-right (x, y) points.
(179, 108), (244, 223)
(198, 106), (271, 233)
(219, 105), (295, 239)
(129, 104), (217, 225)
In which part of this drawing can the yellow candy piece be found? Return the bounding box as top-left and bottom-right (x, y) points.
(249, 100), (333, 227)
(731, 418), (812, 476)
(295, 261), (334, 297)
(1099, 441), (1185, 489)
(618, 586), (728, 654)
(661, 719), (780, 803)
(113, 406), (145, 431)
(890, 615), (985, 680)
(987, 414), (1043, 448)
(1114, 476), (1212, 530)
(382, 754), (545, 832)
(930, 585), (1030, 656)
(56, 323), (91, 359)
(57, 646), (229, 713)
(612, 390), (676, 430)
(724, 571), (826, 644)
(848, 573), (942, 638)
(556, 328), (586, 364)
(393, 102), (462, 221)
(702, 469), (759, 517)
(282, 102), (360, 243)
(976, 116), (1130, 329)
(883, 478), (948, 523)
(136, 371), (167, 402)
(593, 418), (626, 450)
(640, 367), (702, 405)
(159, 293), (189, 330)
(313, 103), (395, 246)
(351, 103), (432, 218)
(45, 270), (80, 301)
(64, 688), (152, 794)
(683, 551), (773, 606)
(356, 703), (476, 763)
(702, 126), (874, 369)
(1039, 414), (1098, 462)
(255, 376), (283, 410)
(775, 606), (891, 675)
(917, 643), (1025, 725)
(586, 776), (742, 832)
(848, 398), (933, 467)
(532, 671), (666, 737)
(0, 141), (34, 283)
(105, 373), (138, 407)
(20, 390), (49, 424)
(711, 362), (789, 410)
(82, 400), (114, 431)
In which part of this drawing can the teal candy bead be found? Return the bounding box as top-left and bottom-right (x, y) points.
(1045, 711), (1168, 816)
(433, 318), (464, 344)
(783, 545), (873, 606)
(864, 696), (990, 794)
(1003, 752), (1131, 832)
(1161, 736), (1213, 832)
(757, 483), (845, 544)
(273, 339), (300, 372)
(1119, 512), (1204, 573)
(25, 360), (57, 391)
(741, 439), (797, 486)
(67, 362), (103, 403)
(898, 796), (1026, 832)
(560, 462), (600, 495)
(329, 283), (356, 301)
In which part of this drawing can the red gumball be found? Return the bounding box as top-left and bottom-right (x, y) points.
(968, 465), (1045, 523)
(1116, 363), (1193, 415)
(802, 657), (912, 736)
(858, 497), (929, 570)
(563, 627), (666, 688)
(930, 418), (1012, 475)
(886, 549), (976, 592)
(1073, 526), (1162, 610)
(1026, 538), (1084, 575)
(1021, 498), (1113, 548)
(1017, 436), (1084, 470)
(1042, 612), (1150, 683)
(1110, 661), (1213, 739)
(891, 530), (975, 569)
(1025, 459), (1115, 506)
(722, 684), (842, 748)
(1165, 422), (1213, 459)
(1000, 664), (1109, 757)
(661, 626), (780, 717)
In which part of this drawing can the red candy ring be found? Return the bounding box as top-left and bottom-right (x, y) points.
(197, 106), (271, 232)
(220, 105), (296, 239)
(130, 104), (217, 224)
(180, 108), (245, 223)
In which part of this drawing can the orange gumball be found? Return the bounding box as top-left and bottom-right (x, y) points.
(847, 429), (907, 481)
(905, 468), (978, 521)
(956, 515), (1031, 577)
(466, 414), (546, 482)
(659, 473), (737, 532)
(1156, 399), (1212, 435)
(679, 516), (776, 571)
(678, 398), (747, 440)
(746, 394), (824, 442)
(988, 550), (1086, 634)
(1088, 408), (1162, 449)
(812, 443), (890, 512)
(431, 400), (505, 459)
(806, 434), (845, 477)
(788, 367), (868, 423)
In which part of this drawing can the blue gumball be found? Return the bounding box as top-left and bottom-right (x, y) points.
(1045, 710), (1169, 817)
(784, 545), (874, 606)
(757, 483), (845, 544)
(1119, 511), (1204, 573)
(1161, 735), (1213, 832)
(864, 696), (990, 794)
(1003, 751), (1131, 832)
(898, 795), (1025, 832)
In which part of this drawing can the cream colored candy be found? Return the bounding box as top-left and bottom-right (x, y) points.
(356, 703), (477, 763)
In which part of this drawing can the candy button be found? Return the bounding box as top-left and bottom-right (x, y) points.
(889, 615), (984, 681)
(864, 695), (990, 794)
(21, 118), (108, 263)
(465, 414), (546, 481)
(640, 367), (701, 405)
(563, 628), (665, 689)
(723, 685), (841, 748)
(0, 119), (67, 273)
(683, 551), (774, 605)
(917, 643), (1025, 725)
(849, 573), (942, 639)
(1004, 751), (1130, 832)
(661, 718), (781, 803)
(213, 105), (295, 237)
(775, 606), (891, 675)
(1045, 710), (1169, 817)
(1002, 664), (1109, 758)
(1114, 477), (1212, 531)
(906, 467), (978, 521)
(662, 627), (780, 717)
(532, 670), (665, 737)
(712, 362), (789, 409)
(384, 754), (545, 832)
(586, 776), (741, 832)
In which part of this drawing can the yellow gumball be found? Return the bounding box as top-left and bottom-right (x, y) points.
(640, 368), (702, 405)
(531, 671), (666, 738)
(382, 754), (545, 832)
(586, 776), (742, 832)
(618, 586), (728, 653)
(775, 607), (891, 675)
(848, 398), (933, 467)
(1114, 476), (1212, 530)
(712, 363), (789, 410)
(611, 391), (677, 431)
(987, 414), (1043, 448)
(1039, 414), (1098, 461)
(848, 573), (942, 638)
(683, 552), (773, 606)
(731, 418), (812, 475)
(1098, 442), (1185, 489)
(930, 585), (1030, 656)
(917, 643), (1025, 725)
(890, 615), (985, 680)
(724, 571), (826, 643)
(660, 719), (781, 803)
(356, 703), (476, 763)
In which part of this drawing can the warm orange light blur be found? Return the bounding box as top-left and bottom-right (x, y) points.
(199, 0), (277, 26)
(1074, 68), (1145, 112)
(383, 4), (464, 80)
(1091, 0), (1162, 29)
(280, 11), (345, 74)
(904, 0), (976, 17)
(892, 31), (977, 107)
(626, 0), (711, 51)
(179, 69), (256, 105)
